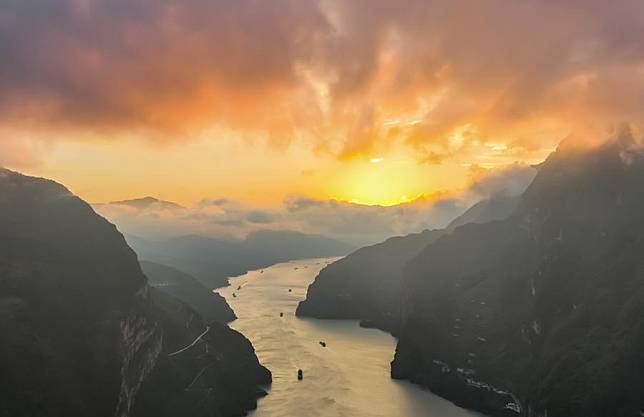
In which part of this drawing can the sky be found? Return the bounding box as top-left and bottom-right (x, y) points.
(93, 163), (536, 245)
(1, 0), (644, 237)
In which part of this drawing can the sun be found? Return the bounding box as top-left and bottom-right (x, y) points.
(331, 157), (425, 206)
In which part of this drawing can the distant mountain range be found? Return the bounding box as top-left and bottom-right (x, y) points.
(127, 229), (356, 288)
(299, 137), (644, 416)
(0, 169), (270, 417)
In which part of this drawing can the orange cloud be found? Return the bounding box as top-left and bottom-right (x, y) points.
(0, 0), (328, 139)
(1, 0), (643, 165)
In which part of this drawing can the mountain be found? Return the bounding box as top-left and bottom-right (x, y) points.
(296, 193), (520, 334)
(242, 229), (356, 262)
(125, 234), (267, 288)
(103, 196), (185, 210)
(0, 169), (270, 417)
(445, 193), (520, 231)
(127, 230), (355, 288)
(391, 138), (644, 417)
(133, 287), (270, 417)
(140, 260), (235, 324)
(296, 229), (444, 333)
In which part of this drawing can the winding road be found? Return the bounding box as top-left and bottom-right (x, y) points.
(168, 326), (210, 357)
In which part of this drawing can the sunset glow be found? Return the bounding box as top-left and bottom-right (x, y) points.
(4, 3), (644, 416)
(1, 0), (643, 208)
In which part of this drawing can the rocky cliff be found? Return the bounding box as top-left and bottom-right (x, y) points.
(296, 229), (445, 334)
(133, 288), (271, 417)
(0, 169), (270, 417)
(140, 260), (236, 324)
(392, 138), (644, 417)
(296, 194), (519, 334)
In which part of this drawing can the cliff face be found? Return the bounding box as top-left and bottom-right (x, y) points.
(392, 140), (644, 417)
(0, 169), (270, 417)
(296, 229), (444, 333)
(133, 288), (271, 417)
(296, 195), (519, 334)
(140, 260), (236, 324)
(444, 194), (520, 232)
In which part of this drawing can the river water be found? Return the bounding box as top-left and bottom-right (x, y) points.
(219, 258), (478, 417)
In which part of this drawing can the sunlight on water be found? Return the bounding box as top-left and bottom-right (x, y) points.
(219, 258), (479, 417)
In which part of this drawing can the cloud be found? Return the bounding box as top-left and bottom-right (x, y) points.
(0, 135), (43, 169)
(467, 164), (537, 198)
(0, 0), (328, 138)
(1, 0), (644, 164)
(94, 163), (536, 245)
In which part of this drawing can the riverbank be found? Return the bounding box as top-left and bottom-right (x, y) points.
(218, 258), (479, 417)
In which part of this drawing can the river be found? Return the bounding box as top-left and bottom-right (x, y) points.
(218, 257), (479, 417)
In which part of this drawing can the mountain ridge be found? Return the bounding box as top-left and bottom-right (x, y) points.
(0, 168), (270, 417)
(296, 193), (521, 334)
(140, 260), (236, 324)
(128, 229), (355, 288)
(392, 138), (644, 416)
(100, 196), (185, 210)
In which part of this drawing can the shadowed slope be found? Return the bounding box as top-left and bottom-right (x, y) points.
(393, 139), (644, 417)
(140, 260), (236, 324)
(0, 169), (270, 417)
(296, 194), (520, 334)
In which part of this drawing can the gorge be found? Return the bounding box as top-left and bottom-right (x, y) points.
(219, 258), (479, 417)
(3, 137), (644, 417)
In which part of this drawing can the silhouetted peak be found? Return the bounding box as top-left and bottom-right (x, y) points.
(108, 196), (184, 210)
(0, 168), (73, 200)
